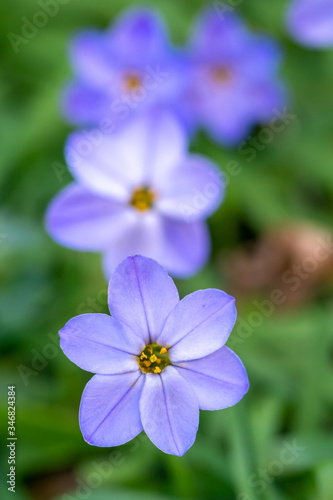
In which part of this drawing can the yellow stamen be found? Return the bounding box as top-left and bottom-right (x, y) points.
(130, 187), (156, 212)
(211, 65), (231, 84)
(123, 72), (142, 92)
(137, 343), (170, 374)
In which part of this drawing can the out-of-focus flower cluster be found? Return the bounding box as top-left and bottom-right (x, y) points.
(45, 3), (333, 457)
(62, 8), (286, 146)
(47, 7), (287, 278)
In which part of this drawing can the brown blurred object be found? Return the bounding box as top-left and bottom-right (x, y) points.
(222, 223), (333, 309)
(26, 468), (76, 500)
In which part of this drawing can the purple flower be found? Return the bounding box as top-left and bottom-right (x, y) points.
(287, 0), (333, 48)
(183, 9), (286, 146)
(46, 112), (223, 278)
(59, 255), (249, 456)
(62, 8), (186, 128)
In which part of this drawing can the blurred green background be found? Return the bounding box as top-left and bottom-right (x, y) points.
(1, 0), (333, 499)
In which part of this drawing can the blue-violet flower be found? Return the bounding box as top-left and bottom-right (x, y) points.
(287, 0), (333, 48)
(183, 9), (286, 145)
(59, 255), (249, 456)
(46, 112), (224, 278)
(62, 8), (186, 128)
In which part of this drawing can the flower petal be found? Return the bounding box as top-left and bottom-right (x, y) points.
(102, 213), (210, 279)
(241, 36), (282, 78)
(65, 113), (187, 200)
(80, 372), (144, 446)
(45, 183), (132, 251)
(157, 290), (236, 362)
(156, 155), (224, 222)
(153, 217), (210, 278)
(64, 127), (142, 201)
(108, 255), (179, 346)
(60, 313), (143, 374)
(175, 346), (249, 410)
(69, 30), (115, 87)
(146, 112), (188, 185)
(287, 0), (333, 48)
(139, 366), (199, 456)
(61, 82), (109, 126)
(191, 9), (246, 55)
(108, 8), (169, 62)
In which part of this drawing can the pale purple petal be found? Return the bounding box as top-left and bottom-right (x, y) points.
(45, 183), (131, 251)
(139, 366), (199, 456)
(157, 290), (236, 362)
(64, 126), (143, 201)
(107, 8), (168, 62)
(153, 217), (210, 278)
(59, 313), (143, 374)
(108, 255), (179, 345)
(69, 31), (115, 87)
(191, 9), (247, 58)
(287, 0), (333, 48)
(245, 80), (287, 122)
(61, 82), (109, 125)
(156, 155), (224, 222)
(176, 346), (249, 410)
(102, 213), (210, 279)
(146, 111), (188, 186)
(65, 113), (187, 200)
(80, 372), (144, 446)
(241, 36), (282, 78)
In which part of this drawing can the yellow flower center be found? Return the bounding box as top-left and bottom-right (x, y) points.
(130, 187), (156, 212)
(123, 72), (142, 92)
(211, 65), (232, 85)
(138, 344), (170, 374)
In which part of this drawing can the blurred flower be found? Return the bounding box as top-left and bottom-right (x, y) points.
(287, 0), (333, 48)
(183, 9), (286, 145)
(59, 255), (248, 456)
(62, 8), (186, 128)
(46, 113), (224, 278)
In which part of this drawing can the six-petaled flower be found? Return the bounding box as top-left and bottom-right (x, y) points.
(62, 8), (186, 128)
(182, 9), (286, 145)
(59, 255), (249, 456)
(46, 112), (224, 278)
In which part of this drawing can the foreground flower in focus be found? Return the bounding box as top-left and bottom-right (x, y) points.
(46, 113), (223, 278)
(286, 0), (333, 48)
(62, 8), (186, 127)
(59, 255), (249, 456)
(183, 9), (286, 145)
